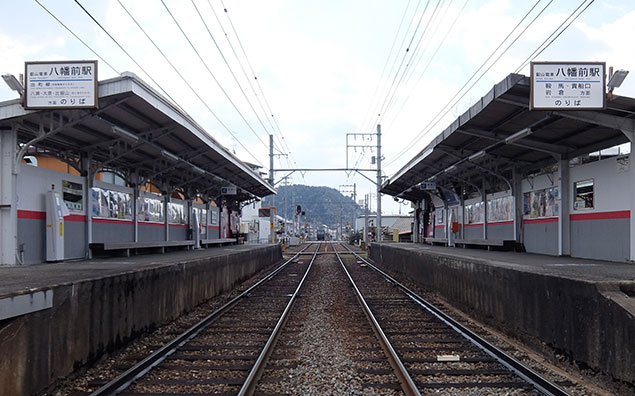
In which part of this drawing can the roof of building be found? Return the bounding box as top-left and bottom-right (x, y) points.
(0, 72), (275, 200)
(382, 73), (635, 201)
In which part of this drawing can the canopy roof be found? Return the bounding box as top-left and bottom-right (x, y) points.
(0, 73), (275, 201)
(382, 73), (635, 201)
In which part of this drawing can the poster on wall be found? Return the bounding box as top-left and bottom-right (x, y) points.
(137, 194), (164, 222)
(91, 187), (133, 220)
(487, 196), (513, 222)
(523, 187), (559, 218)
(62, 180), (83, 212)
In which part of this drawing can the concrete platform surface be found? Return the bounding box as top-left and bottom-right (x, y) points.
(383, 243), (635, 281)
(370, 242), (635, 386)
(0, 243), (281, 396)
(0, 244), (274, 297)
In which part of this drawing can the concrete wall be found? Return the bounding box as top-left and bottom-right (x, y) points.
(523, 220), (558, 255)
(0, 245), (281, 395)
(568, 157), (631, 261)
(370, 244), (635, 385)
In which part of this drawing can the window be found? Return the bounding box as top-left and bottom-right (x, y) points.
(574, 179), (594, 210)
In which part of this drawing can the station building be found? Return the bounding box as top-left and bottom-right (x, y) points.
(381, 73), (635, 262)
(0, 72), (275, 265)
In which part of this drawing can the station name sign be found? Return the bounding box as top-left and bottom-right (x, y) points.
(221, 186), (237, 195)
(530, 61), (605, 110)
(24, 60), (98, 110)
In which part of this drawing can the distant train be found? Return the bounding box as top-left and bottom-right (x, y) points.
(316, 229), (326, 241)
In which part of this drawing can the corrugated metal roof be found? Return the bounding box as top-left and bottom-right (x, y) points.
(382, 73), (635, 201)
(0, 73), (275, 200)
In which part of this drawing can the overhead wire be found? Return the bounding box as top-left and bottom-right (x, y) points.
(514, 0), (596, 73)
(33, 0), (120, 75)
(376, 0), (447, 124)
(217, 1), (297, 182)
(385, 0), (551, 167)
(159, 0), (269, 151)
(113, 0), (263, 167)
(218, 1), (297, 168)
(70, 0), (265, 166)
(189, 0), (281, 152)
(73, 0), (183, 111)
(385, 0), (470, 126)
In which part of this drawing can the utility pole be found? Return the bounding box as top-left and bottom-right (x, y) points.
(376, 124), (382, 243)
(269, 134), (275, 244)
(364, 194), (369, 247)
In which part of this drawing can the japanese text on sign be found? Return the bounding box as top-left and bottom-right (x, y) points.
(24, 61), (98, 109)
(530, 62), (605, 110)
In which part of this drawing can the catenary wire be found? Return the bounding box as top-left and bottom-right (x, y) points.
(114, 0), (264, 167)
(385, 0), (548, 167)
(159, 0), (269, 151)
(33, 0), (119, 75)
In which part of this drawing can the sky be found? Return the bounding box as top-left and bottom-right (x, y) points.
(2, 0), (635, 215)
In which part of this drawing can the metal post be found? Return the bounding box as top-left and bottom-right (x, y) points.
(558, 158), (571, 256)
(269, 134), (275, 244)
(376, 124), (382, 242)
(482, 179), (487, 240)
(364, 194), (369, 247)
(0, 127), (18, 265)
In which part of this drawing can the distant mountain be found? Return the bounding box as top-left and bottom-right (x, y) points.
(262, 184), (361, 229)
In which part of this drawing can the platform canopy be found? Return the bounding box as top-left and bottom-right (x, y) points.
(382, 73), (635, 201)
(0, 73), (275, 201)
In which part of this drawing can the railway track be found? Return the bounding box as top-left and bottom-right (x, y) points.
(89, 243), (318, 395)
(335, 242), (570, 396)
(74, 241), (572, 395)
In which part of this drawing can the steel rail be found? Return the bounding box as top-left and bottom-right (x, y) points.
(333, 245), (422, 396)
(237, 243), (320, 396)
(340, 243), (570, 396)
(90, 243), (314, 396)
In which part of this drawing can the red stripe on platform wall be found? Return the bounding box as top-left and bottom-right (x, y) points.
(464, 223), (483, 228)
(434, 225), (444, 229)
(92, 218), (133, 225)
(169, 224), (187, 228)
(17, 210), (46, 220)
(139, 221), (165, 227)
(570, 210), (630, 221)
(64, 214), (86, 222)
(524, 217), (558, 224)
(208, 225), (220, 230)
(488, 220), (513, 226)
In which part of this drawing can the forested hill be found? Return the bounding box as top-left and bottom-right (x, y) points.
(261, 184), (361, 228)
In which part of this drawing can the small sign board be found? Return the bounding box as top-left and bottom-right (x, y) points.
(530, 62), (605, 110)
(24, 60), (98, 109)
(419, 182), (436, 190)
(221, 186), (237, 195)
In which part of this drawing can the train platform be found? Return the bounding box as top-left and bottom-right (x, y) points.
(0, 244), (281, 395)
(369, 242), (635, 386)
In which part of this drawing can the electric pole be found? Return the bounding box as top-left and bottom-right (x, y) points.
(269, 134), (275, 244)
(376, 124), (382, 243)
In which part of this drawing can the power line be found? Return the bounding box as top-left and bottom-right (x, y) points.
(190, 0), (279, 151)
(159, 0), (269, 151)
(385, 0), (550, 167)
(385, 0), (470, 126)
(73, 0), (184, 112)
(33, 0), (120, 75)
(114, 0), (264, 167)
(515, 0), (595, 73)
(218, 1), (298, 169)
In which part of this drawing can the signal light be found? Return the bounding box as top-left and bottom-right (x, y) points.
(296, 205), (301, 214)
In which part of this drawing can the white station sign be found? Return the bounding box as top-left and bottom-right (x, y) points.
(530, 62), (605, 110)
(24, 60), (98, 109)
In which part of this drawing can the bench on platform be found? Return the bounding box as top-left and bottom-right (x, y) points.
(453, 238), (515, 251)
(200, 238), (237, 248)
(90, 240), (195, 257)
(424, 237), (448, 246)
